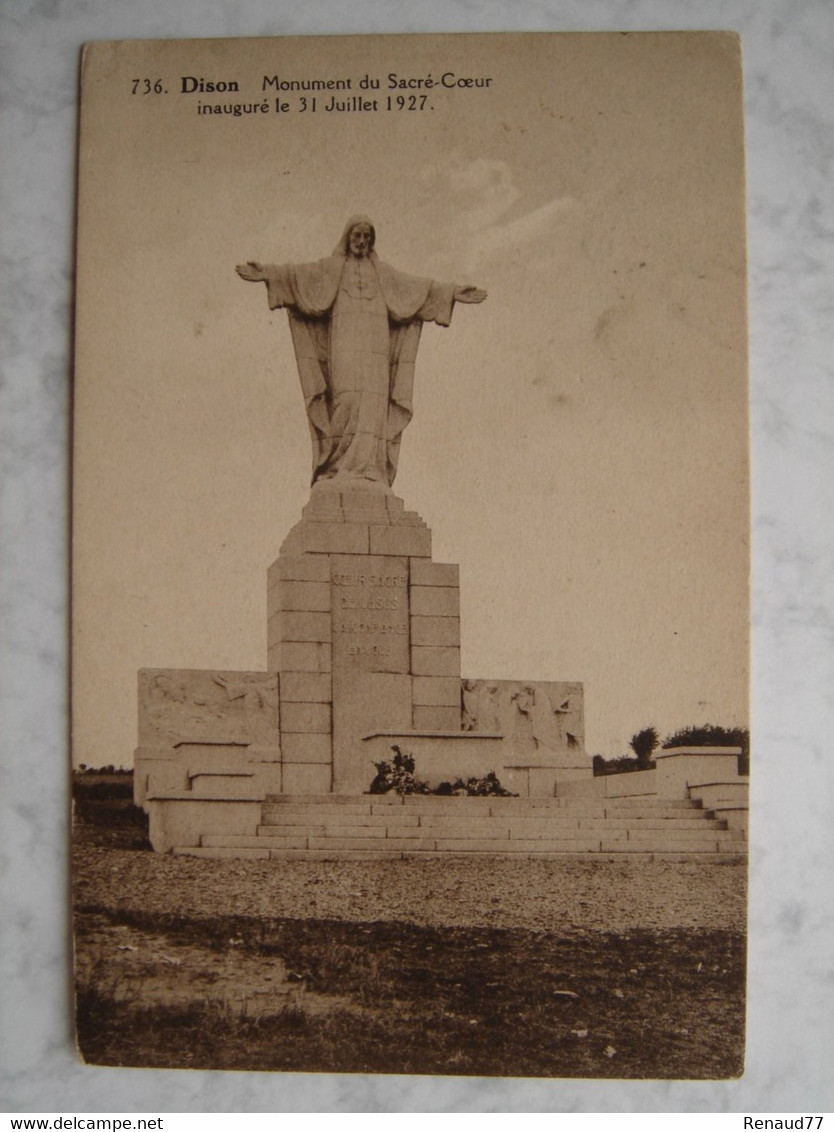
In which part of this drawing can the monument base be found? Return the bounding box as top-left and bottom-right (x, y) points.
(135, 483), (601, 852)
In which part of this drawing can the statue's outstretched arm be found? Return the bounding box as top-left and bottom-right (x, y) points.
(454, 285), (487, 304)
(236, 261), (267, 282)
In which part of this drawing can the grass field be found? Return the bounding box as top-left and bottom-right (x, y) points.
(72, 772), (746, 1078)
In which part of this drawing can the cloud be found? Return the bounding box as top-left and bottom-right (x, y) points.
(476, 197), (581, 262)
(447, 158), (521, 230)
(421, 155), (582, 272)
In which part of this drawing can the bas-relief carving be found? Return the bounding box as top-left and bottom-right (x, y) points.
(139, 669), (280, 746)
(461, 679), (585, 766)
(462, 679), (501, 732)
(237, 216), (486, 488)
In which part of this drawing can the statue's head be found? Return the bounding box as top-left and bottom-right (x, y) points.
(348, 221), (374, 258)
(335, 215), (376, 259)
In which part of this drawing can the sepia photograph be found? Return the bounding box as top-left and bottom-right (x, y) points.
(70, 31), (749, 1079)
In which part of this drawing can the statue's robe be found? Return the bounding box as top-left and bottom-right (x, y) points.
(264, 254), (456, 486)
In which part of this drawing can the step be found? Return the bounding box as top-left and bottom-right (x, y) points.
(408, 818), (581, 836)
(581, 816), (726, 830)
(711, 806), (748, 833)
(193, 845), (406, 861)
(177, 843), (747, 861)
(289, 834), (607, 852)
(369, 798), (594, 816)
(259, 811), (720, 835)
(259, 822), (435, 838)
(260, 810), (421, 829)
(178, 835), (746, 859)
(259, 824), (392, 840)
(428, 836), (605, 853)
(600, 834), (744, 853)
(264, 793), (403, 806)
(262, 801), (375, 818)
(263, 796), (706, 821)
(265, 792), (702, 810)
(602, 797), (702, 810)
(602, 825), (736, 842)
(203, 833), (310, 849)
(413, 814), (723, 834)
(307, 835), (441, 852)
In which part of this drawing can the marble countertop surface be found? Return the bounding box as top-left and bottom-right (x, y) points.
(1, 0), (832, 1114)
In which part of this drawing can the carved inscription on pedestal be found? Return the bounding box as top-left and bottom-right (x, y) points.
(329, 554), (410, 674)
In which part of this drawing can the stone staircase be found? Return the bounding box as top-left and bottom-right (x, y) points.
(175, 792), (747, 860)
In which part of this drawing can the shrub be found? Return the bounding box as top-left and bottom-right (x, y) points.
(369, 749), (517, 796)
(592, 754), (654, 777)
(435, 772), (517, 797)
(369, 746), (431, 795)
(662, 724), (750, 775)
(629, 727), (659, 765)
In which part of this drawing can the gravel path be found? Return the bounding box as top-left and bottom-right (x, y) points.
(74, 847), (746, 934)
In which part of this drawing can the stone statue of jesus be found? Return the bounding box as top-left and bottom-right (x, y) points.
(236, 216), (486, 488)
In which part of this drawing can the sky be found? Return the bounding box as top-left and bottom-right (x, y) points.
(72, 32), (749, 765)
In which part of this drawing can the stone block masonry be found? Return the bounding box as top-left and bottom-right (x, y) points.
(135, 483), (599, 850)
(266, 487), (470, 795)
(175, 794), (747, 861)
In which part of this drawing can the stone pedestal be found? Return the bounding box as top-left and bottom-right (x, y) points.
(267, 481), (462, 795)
(135, 482), (593, 850)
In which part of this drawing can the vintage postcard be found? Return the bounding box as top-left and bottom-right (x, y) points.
(72, 32), (749, 1076)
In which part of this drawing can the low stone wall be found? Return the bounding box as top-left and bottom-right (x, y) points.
(688, 777), (750, 833)
(556, 747), (749, 830)
(147, 797), (261, 853)
(555, 771), (656, 800)
(361, 730), (588, 798)
(654, 747), (743, 798)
